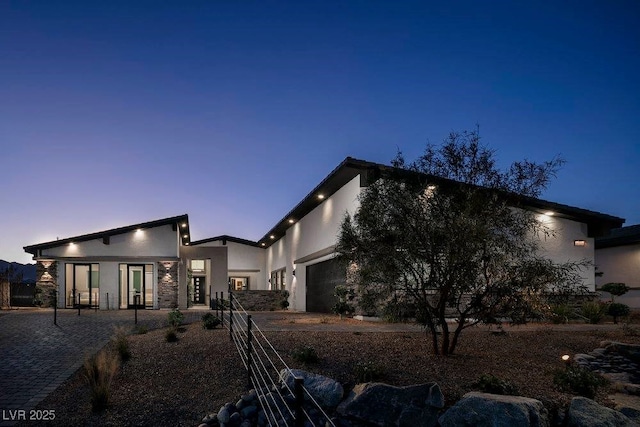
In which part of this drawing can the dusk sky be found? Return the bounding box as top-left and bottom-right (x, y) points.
(2, 1), (639, 264)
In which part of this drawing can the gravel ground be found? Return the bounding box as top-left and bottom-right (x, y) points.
(22, 319), (640, 426)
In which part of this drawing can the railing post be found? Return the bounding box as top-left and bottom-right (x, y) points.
(247, 314), (253, 388)
(294, 377), (304, 427)
(53, 290), (57, 326)
(134, 294), (139, 325)
(229, 291), (233, 340)
(77, 293), (81, 316)
(106, 292), (109, 310)
(94, 292), (98, 312)
(220, 292), (224, 328)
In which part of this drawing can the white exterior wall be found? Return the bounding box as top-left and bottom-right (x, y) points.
(536, 214), (596, 290)
(195, 240), (265, 290)
(596, 244), (640, 308)
(41, 225), (179, 258)
(266, 175), (362, 310)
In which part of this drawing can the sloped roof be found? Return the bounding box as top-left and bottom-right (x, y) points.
(595, 224), (640, 249)
(190, 235), (261, 247)
(24, 214), (190, 255)
(256, 157), (625, 247)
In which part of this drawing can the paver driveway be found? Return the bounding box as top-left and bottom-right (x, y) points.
(0, 308), (203, 426)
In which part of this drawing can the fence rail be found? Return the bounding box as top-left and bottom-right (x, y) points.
(216, 291), (336, 427)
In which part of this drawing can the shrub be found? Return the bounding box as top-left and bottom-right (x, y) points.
(581, 301), (605, 324)
(291, 346), (319, 364)
(201, 313), (221, 329)
(600, 282), (629, 301)
(167, 308), (184, 328)
(473, 373), (519, 395)
(279, 290), (290, 310)
(84, 350), (119, 412)
(111, 326), (131, 362)
(135, 325), (148, 335)
(607, 303), (631, 324)
(165, 328), (178, 342)
(354, 360), (385, 383)
(549, 304), (573, 324)
(553, 365), (608, 398)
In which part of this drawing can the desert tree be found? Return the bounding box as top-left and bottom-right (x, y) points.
(336, 129), (589, 355)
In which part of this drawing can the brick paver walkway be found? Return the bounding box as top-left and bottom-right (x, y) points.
(0, 308), (204, 426)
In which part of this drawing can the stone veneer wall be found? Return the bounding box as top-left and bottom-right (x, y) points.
(35, 261), (57, 308)
(158, 261), (179, 309)
(232, 290), (289, 311)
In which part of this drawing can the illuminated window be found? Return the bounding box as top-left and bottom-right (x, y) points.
(191, 260), (205, 272)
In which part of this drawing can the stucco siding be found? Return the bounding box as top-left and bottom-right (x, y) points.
(596, 244), (640, 308)
(536, 214), (596, 290)
(41, 225), (179, 258)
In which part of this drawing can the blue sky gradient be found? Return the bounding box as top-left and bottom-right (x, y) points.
(2, 1), (639, 263)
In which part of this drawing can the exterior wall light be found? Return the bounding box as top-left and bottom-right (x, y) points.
(573, 240), (586, 247)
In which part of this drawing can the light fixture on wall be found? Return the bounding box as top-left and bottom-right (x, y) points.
(292, 269), (296, 276)
(574, 240), (586, 247)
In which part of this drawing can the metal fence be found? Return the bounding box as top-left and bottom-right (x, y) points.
(218, 291), (336, 427)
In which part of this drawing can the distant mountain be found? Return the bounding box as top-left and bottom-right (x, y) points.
(0, 260), (37, 284)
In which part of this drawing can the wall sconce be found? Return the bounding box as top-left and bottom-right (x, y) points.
(292, 269), (296, 276)
(574, 240), (586, 247)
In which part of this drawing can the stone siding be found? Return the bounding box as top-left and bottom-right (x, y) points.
(158, 262), (179, 309)
(232, 290), (289, 311)
(35, 261), (57, 308)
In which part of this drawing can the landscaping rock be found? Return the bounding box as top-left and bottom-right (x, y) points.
(280, 368), (344, 408)
(438, 392), (549, 427)
(337, 382), (444, 426)
(217, 406), (230, 424)
(566, 396), (636, 427)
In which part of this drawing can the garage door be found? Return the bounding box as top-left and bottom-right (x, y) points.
(305, 258), (345, 313)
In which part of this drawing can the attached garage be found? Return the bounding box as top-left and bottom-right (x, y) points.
(305, 258), (345, 313)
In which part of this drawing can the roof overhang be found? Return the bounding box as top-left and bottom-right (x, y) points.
(24, 214), (191, 256)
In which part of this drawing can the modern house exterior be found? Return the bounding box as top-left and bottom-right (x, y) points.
(24, 157), (625, 312)
(595, 225), (640, 308)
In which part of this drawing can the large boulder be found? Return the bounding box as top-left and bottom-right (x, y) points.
(337, 382), (444, 427)
(279, 369), (344, 408)
(566, 397), (636, 427)
(438, 392), (549, 427)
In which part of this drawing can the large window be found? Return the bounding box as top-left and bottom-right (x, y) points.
(270, 268), (286, 291)
(65, 263), (99, 307)
(230, 277), (249, 291)
(191, 259), (205, 273)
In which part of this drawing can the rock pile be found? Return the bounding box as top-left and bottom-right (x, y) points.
(200, 354), (640, 427)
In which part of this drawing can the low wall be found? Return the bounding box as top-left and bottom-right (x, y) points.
(232, 290), (288, 311)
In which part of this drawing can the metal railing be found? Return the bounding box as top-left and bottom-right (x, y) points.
(223, 291), (336, 427)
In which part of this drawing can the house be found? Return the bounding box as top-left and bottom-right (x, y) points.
(24, 157), (625, 312)
(595, 225), (640, 308)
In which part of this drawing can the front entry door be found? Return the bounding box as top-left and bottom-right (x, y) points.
(193, 276), (205, 305)
(128, 265), (145, 308)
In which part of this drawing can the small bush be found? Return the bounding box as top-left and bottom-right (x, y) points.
(167, 308), (184, 328)
(622, 323), (639, 337)
(111, 326), (131, 362)
(354, 360), (385, 383)
(581, 301), (605, 324)
(279, 290), (290, 310)
(291, 346), (319, 364)
(165, 328), (178, 342)
(607, 303), (631, 324)
(84, 350), (119, 412)
(553, 365), (608, 399)
(202, 313), (221, 329)
(135, 325), (148, 335)
(549, 304), (573, 324)
(473, 373), (519, 395)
